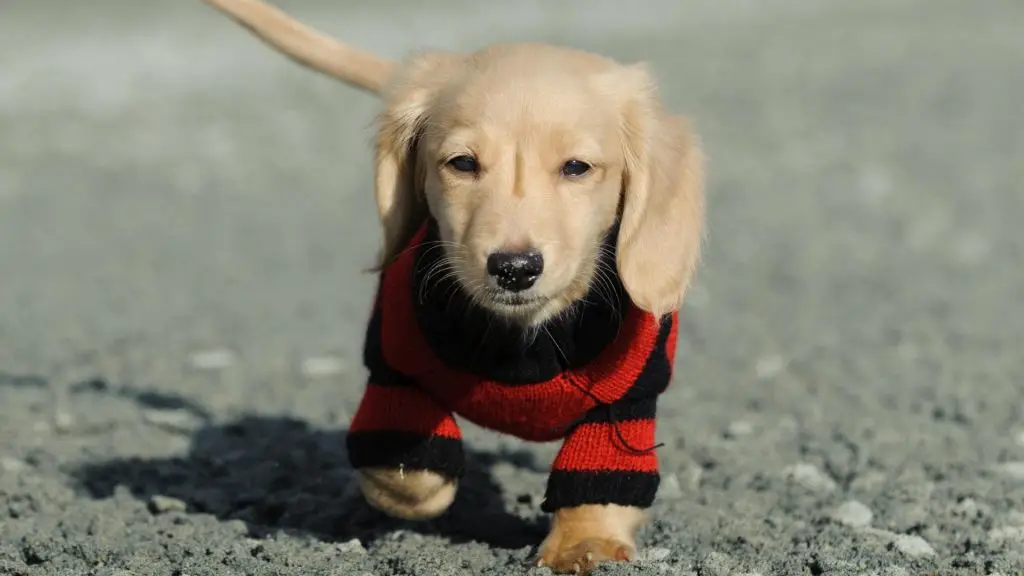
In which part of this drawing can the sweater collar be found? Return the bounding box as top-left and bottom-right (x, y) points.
(409, 219), (629, 385)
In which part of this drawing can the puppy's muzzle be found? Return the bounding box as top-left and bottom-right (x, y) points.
(487, 250), (544, 292)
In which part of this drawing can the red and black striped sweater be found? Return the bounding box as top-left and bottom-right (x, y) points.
(346, 219), (679, 512)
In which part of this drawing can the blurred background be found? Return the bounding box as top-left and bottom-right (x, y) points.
(1, 0), (1023, 573)
(3, 0), (1019, 388)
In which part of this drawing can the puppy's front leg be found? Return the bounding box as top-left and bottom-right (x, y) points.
(537, 397), (660, 574)
(346, 380), (464, 520)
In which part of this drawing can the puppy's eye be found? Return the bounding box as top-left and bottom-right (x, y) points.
(447, 155), (480, 174)
(561, 159), (591, 178)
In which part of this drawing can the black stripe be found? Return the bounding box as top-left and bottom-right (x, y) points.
(622, 314), (675, 400)
(578, 396), (657, 424)
(541, 470), (660, 512)
(346, 430), (464, 479)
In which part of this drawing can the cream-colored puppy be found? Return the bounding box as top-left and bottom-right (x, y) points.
(202, 1), (705, 573)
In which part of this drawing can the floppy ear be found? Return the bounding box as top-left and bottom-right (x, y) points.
(606, 64), (706, 318)
(372, 51), (462, 268)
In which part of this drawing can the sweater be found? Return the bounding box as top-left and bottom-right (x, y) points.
(345, 218), (679, 512)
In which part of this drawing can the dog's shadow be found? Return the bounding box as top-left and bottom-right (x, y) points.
(71, 384), (548, 549)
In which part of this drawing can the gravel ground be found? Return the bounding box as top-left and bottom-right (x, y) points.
(2, 0), (1024, 574)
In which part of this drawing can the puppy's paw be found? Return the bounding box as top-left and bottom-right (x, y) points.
(533, 504), (645, 574)
(357, 467), (457, 520)
(536, 537), (635, 574)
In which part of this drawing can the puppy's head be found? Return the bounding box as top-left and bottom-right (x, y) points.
(373, 44), (704, 325)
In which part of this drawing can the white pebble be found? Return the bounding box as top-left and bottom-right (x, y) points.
(892, 534), (935, 558)
(656, 473), (683, 500)
(832, 500), (874, 528)
(638, 547), (672, 563)
(1, 457), (28, 473)
(755, 355), (786, 379)
(784, 463), (837, 493)
(1014, 430), (1024, 448)
(995, 461), (1024, 480)
(143, 409), (199, 433)
(301, 355), (346, 378)
(187, 348), (236, 370)
(148, 495), (188, 514)
(725, 420), (754, 438)
(337, 538), (366, 555)
(54, 410), (74, 432)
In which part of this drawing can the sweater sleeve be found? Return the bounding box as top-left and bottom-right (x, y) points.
(540, 396), (661, 512)
(345, 299), (464, 480)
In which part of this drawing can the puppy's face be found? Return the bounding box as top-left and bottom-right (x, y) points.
(374, 44), (705, 326)
(416, 56), (626, 324)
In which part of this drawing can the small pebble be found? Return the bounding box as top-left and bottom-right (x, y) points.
(832, 500), (874, 528)
(301, 355), (346, 378)
(142, 409), (199, 433)
(54, 410), (74, 432)
(1015, 430), (1024, 448)
(187, 348), (236, 370)
(995, 461), (1024, 480)
(725, 420), (754, 438)
(656, 473), (684, 500)
(881, 567), (910, 576)
(1, 457), (28, 473)
(638, 547), (672, 563)
(755, 355), (786, 379)
(148, 495), (188, 514)
(892, 534), (935, 558)
(337, 538), (366, 555)
(1007, 510), (1024, 526)
(784, 463), (837, 493)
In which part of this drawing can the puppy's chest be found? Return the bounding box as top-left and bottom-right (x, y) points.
(368, 219), (673, 441)
(383, 305), (628, 441)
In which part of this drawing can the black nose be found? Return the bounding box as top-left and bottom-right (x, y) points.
(486, 250), (544, 292)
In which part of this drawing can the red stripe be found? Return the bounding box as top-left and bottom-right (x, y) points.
(349, 384), (461, 439)
(551, 420), (658, 473)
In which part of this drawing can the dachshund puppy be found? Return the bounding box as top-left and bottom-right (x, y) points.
(202, 1), (705, 572)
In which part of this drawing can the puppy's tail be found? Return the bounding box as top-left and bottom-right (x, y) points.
(202, 0), (395, 95)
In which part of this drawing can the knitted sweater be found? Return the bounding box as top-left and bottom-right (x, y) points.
(346, 219), (679, 512)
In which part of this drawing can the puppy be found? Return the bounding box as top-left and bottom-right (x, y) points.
(202, 1), (705, 572)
